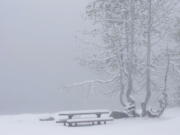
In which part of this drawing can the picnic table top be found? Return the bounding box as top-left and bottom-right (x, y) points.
(59, 109), (110, 116)
(67, 117), (113, 123)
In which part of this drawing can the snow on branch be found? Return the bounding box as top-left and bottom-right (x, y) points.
(63, 75), (120, 89)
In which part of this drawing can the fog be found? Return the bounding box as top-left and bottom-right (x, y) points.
(0, 0), (120, 114)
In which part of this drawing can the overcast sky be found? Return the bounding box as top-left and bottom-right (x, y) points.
(0, 0), (120, 114)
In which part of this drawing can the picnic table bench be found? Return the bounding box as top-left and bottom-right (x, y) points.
(66, 117), (113, 127)
(58, 109), (113, 126)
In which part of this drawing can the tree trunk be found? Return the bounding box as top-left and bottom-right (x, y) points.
(119, 53), (126, 107)
(126, 0), (135, 105)
(119, 83), (126, 107)
(142, 0), (152, 117)
(156, 47), (170, 117)
(164, 47), (170, 95)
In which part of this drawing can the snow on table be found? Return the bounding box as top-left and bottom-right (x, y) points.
(59, 109), (110, 116)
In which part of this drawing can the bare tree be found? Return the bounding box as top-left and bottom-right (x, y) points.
(63, 0), (179, 118)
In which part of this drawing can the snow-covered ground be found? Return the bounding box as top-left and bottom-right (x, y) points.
(0, 108), (180, 135)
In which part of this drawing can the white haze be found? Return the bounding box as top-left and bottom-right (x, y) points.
(0, 0), (120, 114)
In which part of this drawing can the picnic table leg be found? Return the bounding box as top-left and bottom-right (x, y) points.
(96, 113), (101, 118)
(68, 115), (73, 119)
(96, 114), (101, 125)
(68, 123), (72, 127)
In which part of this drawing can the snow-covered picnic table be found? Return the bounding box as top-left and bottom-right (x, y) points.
(58, 109), (113, 126)
(59, 109), (110, 119)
